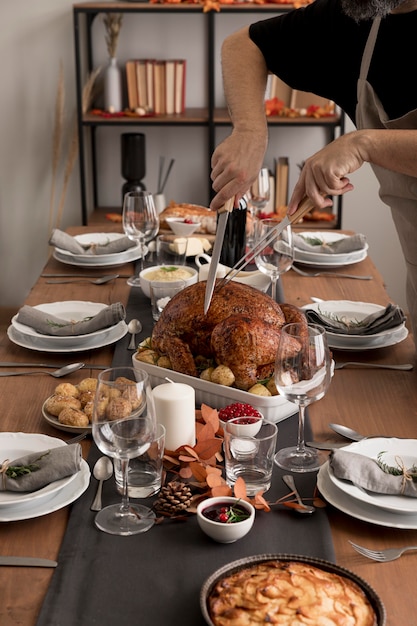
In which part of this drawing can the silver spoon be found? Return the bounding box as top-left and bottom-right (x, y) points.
(329, 423), (367, 441)
(0, 362), (85, 378)
(90, 457), (113, 512)
(127, 318), (142, 350)
(282, 475), (315, 515)
(45, 274), (119, 285)
(335, 361), (413, 371)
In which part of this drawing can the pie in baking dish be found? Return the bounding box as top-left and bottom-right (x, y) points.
(208, 560), (377, 626)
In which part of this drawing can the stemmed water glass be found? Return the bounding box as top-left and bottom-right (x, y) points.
(122, 190), (159, 287)
(91, 366), (156, 535)
(248, 168), (270, 247)
(254, 218), (294, 301)
(274, 323), (332, 473)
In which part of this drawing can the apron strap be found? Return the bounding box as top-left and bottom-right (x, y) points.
(359, 17), (381, 80)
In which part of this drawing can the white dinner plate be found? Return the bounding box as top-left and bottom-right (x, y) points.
(294, 231), (368, 268)
(0, 433), (77, 508)
(317, 462), (417, 529)
(328, 325), (408, 351)
(12, 301), (120, 346)
(54, 232), (141, 264)
(7, 320), (127, 353)
(294, 248), (368, 269)
(302, 301), (406, 349)
(0, 459), (90, 522)
(328, 438), (417, 514)
(53, 244), (147, 268)
(42, 397), (92, 435)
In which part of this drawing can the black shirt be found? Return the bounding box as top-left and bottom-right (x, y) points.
(249, 0), (417, 123)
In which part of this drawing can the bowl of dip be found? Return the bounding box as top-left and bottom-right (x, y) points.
(139, 265), (198, 298)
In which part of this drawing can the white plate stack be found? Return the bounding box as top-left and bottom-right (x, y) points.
(302, 300), (408, 351)
(317, 437), (417, 529)
(53, 232), (146, 268)
(294, 231), (368, 268)
(7, 301), (128, 353)
(0, 433), (90, 522)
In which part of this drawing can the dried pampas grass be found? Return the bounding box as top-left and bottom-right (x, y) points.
(49, 65), (101, 235)
(103, 13), (123, 58)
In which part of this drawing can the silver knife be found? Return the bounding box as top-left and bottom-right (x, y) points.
(306, 441), (348, 450)
(0, 556), (57, 567)
(41, 274), (133, 278)
(204, 198), (234, 314)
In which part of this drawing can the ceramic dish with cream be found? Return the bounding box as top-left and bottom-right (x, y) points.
(139, 265), (198, 298)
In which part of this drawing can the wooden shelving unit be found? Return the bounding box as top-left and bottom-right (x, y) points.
(73, 2), (345, 226)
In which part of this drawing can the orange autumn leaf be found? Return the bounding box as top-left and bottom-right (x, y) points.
(178, 454), (199, 463)
(188, 461), (208, 483)
(105, 212), (122, 223)
(179, 466), (193, 479)
(200, 404), (219, 429)
(254, 492), (271, 512)
(313, 496), (327, 508)
(194, 437), (222, 460)
(211, 484), (232, 497)
(205, 465), (222, 477)
(206, 472), (223, 488)
(196, 421), (216, 442)
(182, 445), (199, 459)
(233, 476), (248, 500)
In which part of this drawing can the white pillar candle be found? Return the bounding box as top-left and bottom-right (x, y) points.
(152, 382), (196, 451)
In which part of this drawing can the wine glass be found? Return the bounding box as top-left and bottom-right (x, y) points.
(274, 323), (332, 473)
(254, 218), (294, 301)
(247, 168), (270, 247)
(122, 190), (159, 287)
(91, 366), (156, 535)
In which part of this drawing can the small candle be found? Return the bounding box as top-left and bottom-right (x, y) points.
(152, 382), (196, 451)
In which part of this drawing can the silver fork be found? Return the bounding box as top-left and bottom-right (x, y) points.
(292, 265), (373, 280)
(66, 432), (88, 445)
(349, 540), (417, 562)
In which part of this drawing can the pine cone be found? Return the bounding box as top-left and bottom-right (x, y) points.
(153, 481), (192, 517)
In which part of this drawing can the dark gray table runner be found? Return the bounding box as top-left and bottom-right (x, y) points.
(36, 277), (335, 626)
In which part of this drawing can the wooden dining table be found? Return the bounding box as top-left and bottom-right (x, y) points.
(0, 222), (416, 625)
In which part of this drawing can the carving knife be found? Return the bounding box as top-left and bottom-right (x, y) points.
(216, 197), (316, 290)
(204, 198), (234, 314)
(0, 556), (57, 567)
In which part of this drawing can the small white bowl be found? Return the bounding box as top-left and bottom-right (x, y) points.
(166, 217), (201, 237)
(220, 414), (264, 438)
(139, 265), (198, 298)
(197, 496), (255, 543)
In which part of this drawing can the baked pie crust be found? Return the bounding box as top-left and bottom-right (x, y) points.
(207, 560), (377, 626)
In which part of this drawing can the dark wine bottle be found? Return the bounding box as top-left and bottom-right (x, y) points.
(219, 196), (247, 267)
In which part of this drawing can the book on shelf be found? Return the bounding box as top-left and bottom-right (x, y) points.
(174, 59), (186, 114)
(125, 58), (186, 115)
(136, 59), (148, 109)
(125, 60), (139, 111)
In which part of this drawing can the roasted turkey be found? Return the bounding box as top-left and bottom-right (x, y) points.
(151, 281), (307, 390)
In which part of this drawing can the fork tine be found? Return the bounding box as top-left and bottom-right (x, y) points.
(348, 541), (386, 560)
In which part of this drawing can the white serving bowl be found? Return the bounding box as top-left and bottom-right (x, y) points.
(220, 413), (264, 437)
(139, 265), (198, 298)
(197, 496), (255, 543)
(166, 217), (201, 237)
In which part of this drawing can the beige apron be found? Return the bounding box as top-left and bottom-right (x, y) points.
(356, 17), (417, 343)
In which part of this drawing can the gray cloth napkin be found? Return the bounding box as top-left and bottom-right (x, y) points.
(49, 229), (136, 255)
(330, 449), (417, 498)
(293, 232), (367, 254)
(16, 302), (126, 336)
(0, 444), (82, 492)
(305, 302), (406, 335)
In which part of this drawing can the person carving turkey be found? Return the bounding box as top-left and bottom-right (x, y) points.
(151, 281), (307, 391)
